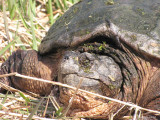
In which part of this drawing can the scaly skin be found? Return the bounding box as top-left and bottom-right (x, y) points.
(59, 42), (160, 119)
(0, 50), (63, 96)
(0, 42), (159, 119)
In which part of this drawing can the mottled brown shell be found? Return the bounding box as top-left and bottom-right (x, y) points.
(39, 0), (160, 58)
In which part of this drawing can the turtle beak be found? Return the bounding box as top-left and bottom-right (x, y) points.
(58, 44), (123, 118)
(60, 44), (122, 97)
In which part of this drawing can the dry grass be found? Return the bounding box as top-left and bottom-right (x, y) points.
(0, 0), (81, 119)
(0, 0), (160, 120)
(0, 0), (78, 61)
(0, 72), (160, 119)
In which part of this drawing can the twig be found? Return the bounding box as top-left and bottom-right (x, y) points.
(0, 80), (40, 97)
(50, 96), (59, 111)
(0, 80), (22, 92)
(113, 104), (126, 118)
(0, 110), (55, 120)
(3, 98), (21, 107)
(43, 97), (49, 117)
(0, 102), (8, 110)
(1, 72), (160, 116)
(50, 96), (60, 110)
(0, 72), (16, 78)
(133, 108), (139, 120)
(63, 78), (83, 117)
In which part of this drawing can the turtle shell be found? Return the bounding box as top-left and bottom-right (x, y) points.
(39, 0), (160, 58)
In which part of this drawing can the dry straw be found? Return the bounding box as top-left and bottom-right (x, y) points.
(0, 72), (160, 119)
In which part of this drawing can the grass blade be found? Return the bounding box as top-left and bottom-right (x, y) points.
(7, 0), (16, 19)
(29, 0), (37, 50)
(14, 21), (26, 50)
(27, 97), (44, 120)
(48, 0), (54, 24)
(15, 2), (29, 29)
(55, 0), (63, 10)
(62, 0), (68, 10)
(19, 92), (30, 104)
(0, 40), (15, 56)
(0, 91), (8, 110)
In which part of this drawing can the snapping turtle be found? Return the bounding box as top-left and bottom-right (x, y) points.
(0, 0), (160, 119)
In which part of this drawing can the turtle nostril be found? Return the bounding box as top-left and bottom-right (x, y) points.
(64, 55), (69, 60)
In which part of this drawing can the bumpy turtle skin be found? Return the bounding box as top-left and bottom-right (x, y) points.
(59, 42), (160, 119)
(0, 50), (62, 96)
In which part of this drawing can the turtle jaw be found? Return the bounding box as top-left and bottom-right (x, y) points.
(58, 35), (160, 119)
(58, 38), (135, 118)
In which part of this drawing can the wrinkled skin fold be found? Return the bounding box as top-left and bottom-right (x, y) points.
(59, 37), (160, 119)
(0, 36), (160, 119)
